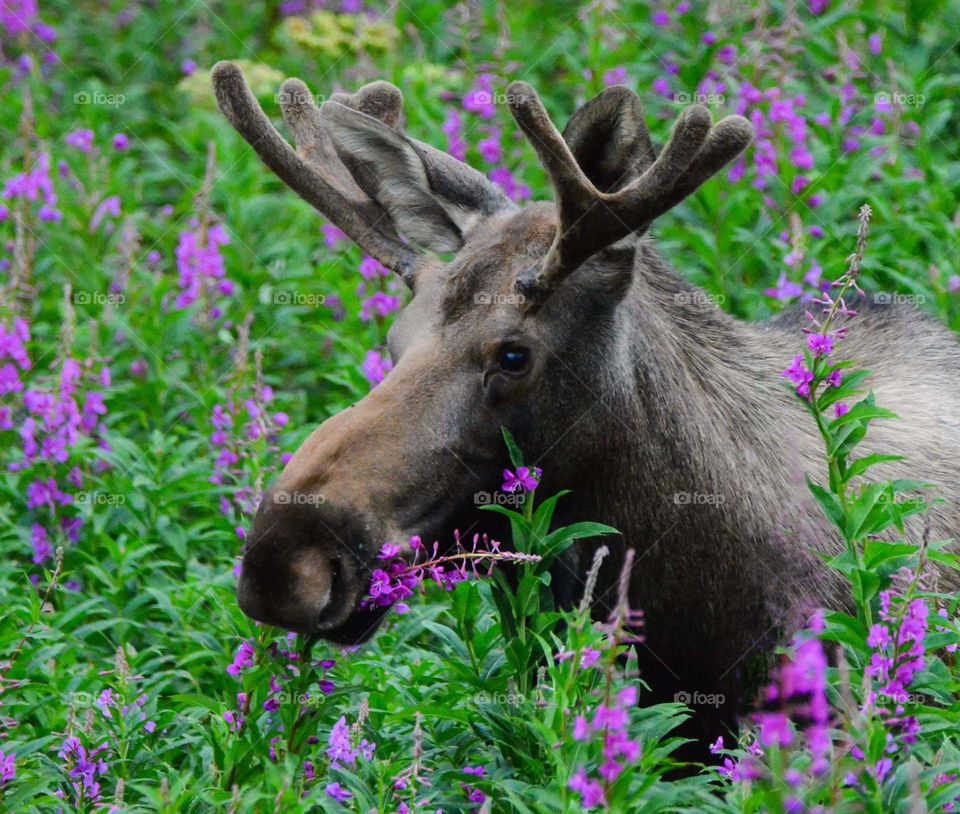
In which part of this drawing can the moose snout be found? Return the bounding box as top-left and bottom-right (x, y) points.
(237, 487), (368, 635)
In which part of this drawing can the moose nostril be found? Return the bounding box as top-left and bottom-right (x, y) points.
(317, 556), (361, 629)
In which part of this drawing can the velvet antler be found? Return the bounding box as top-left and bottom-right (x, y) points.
(212, 61), (418, 279)
(506, 81), (754, 303)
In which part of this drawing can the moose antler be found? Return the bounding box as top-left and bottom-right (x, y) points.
(211, 61), (418, 279)
(506, 81), (754, 303)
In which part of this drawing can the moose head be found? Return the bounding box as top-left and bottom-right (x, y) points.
(212, 62), (753, 643)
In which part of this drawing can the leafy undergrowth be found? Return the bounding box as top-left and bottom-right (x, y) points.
(1, 0), (960, 811)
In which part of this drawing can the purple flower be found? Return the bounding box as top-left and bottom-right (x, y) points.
(65, 129), (94, 153)
(112, 133), (129, 151)
(501, 466), (541, 493)
(173, 221), (233, 318)
(226, 640), (255, 677)
(0, 750), (14, 786)
(30, 523), (52, 564)
(569, 767), (606, 808)
(57, 736), (110, 804)
(463, 74), (496, 119)
(602, 66), (628, 87)
(652, 76), (671, 98)
(325, 782), (352, 803)
(90, 195), (121, 232)
(323, 223), (348, 248)
(442, 109), (467, 161)
(358, 255), (389, 280)
(477, 132), (502, 164)
(806, 333), (833, 357)
(781, 355), (814, 398)
(753, 612), (831, 763)
(359, 291), (401, 322)
(766, 273), (804, 302)
(360, 350), (392, 388)
(489, 167), (530, 202)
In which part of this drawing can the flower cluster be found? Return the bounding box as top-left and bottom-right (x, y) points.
(0, 750), (14, 787)
(444, 73), (530, 203)
(360, 349), (392, 388)
(565, 549), (646, 809)
(2, 150), (61, 223)
(209, 340), (289, 537)
(173, 220), (234, 320)
(1, 299), (111, 572)
(569, 685), (642, 807)
(752, 613), (831, 772)
(781, 204), (871, 413)
(362, 533), (540, 614)
(864, 589), (929, 743)
(56, 736), (111, 806)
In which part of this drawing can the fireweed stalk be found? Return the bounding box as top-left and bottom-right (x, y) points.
(361, 533), (542, 615)
(722, 205), (960, 808)
(565, 548), (645, 810)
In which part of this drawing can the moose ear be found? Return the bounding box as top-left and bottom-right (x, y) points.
(562, 86), (656, 193)
(320, 101), (514, 254)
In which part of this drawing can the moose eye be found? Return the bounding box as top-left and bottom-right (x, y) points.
(495, 345), (531, 375)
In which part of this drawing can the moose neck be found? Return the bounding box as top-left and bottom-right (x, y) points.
(556, 240), (817, 588)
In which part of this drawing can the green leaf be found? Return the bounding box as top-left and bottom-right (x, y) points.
(863, 540), (920, 570)
(807, 477), (846, 536)
(530, 490), (571, 542)
(844, 454), (904, 481)
(501, 426), (524, 468)
(816, 369), (872, 410)
(845, 482), (891, 540)
(830, 393), (899, 427)
(851, 568), (881, 606)
(535, 521), (620, 571)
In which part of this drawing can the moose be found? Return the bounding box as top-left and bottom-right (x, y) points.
(212, 61), (960, 747)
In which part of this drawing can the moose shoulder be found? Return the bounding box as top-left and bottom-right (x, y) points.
(212, 62), (960, 745)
